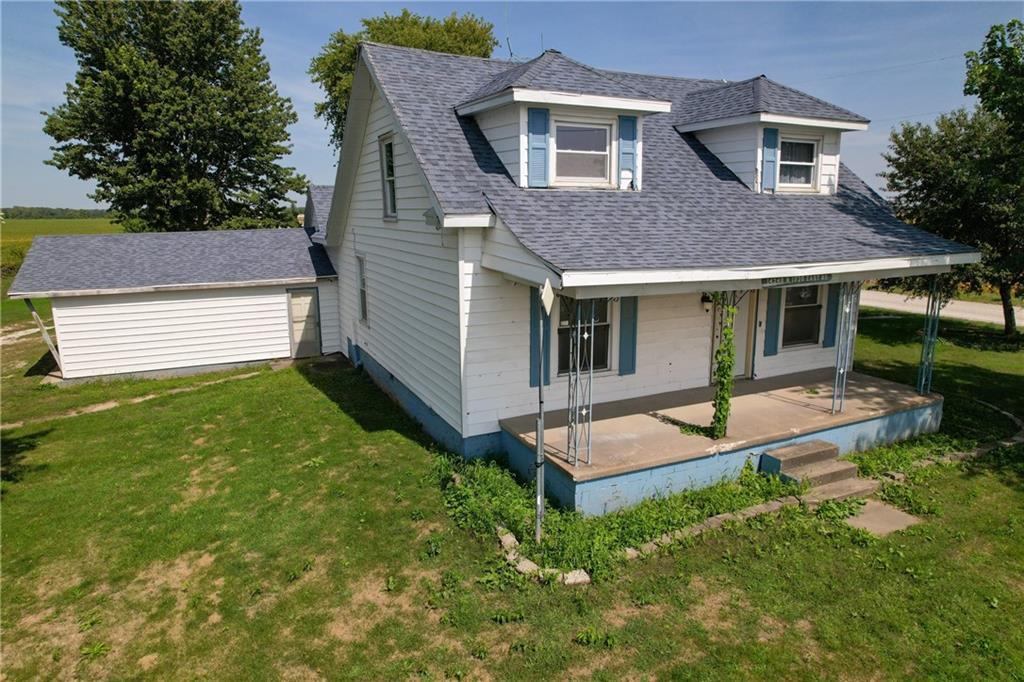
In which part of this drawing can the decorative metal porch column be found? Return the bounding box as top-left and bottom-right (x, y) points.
(831, 281), (863, 414)
(566, 298), (596, 466)
(916, 276), (941, 395)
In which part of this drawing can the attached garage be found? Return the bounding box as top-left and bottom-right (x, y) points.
(8, 228), (339, 379)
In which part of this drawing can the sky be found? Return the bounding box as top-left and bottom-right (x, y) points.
(2, 1), (1021, 209)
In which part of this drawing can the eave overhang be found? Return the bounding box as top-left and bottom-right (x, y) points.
(456, 87), (672, 117)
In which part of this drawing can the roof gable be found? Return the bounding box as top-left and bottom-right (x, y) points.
(675, 75), (868, 127)
(462, 49), (659, 105)
(356, 43), (971, 273)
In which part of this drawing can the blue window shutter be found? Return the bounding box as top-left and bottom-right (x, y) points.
(618, 296), (638, 375)
(761, 127), (779, 192)
(527, 108), (549, 188)
(618, 116), (637, 189)
(822, 284), (841, 348)
(763, 289), (782, 356)
(529, 288), (551, 386)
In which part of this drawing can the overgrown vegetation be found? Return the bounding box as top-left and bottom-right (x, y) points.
(437, 458), (800, 579)
(710, 294), (737, 438)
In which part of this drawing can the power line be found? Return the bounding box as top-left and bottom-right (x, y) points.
(793, 54), (963, 86)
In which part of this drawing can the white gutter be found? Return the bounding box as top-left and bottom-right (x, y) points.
(559, 252), (980, 288)
(8, 276), (321, 299)
(675, 112), (869, 133)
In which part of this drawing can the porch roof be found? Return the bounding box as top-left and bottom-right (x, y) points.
(500, 369), (939, 482)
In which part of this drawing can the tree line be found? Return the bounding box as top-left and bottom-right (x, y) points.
(2, 206), (109, 219)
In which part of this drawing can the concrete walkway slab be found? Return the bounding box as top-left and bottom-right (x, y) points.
(845, 499), (921, 537)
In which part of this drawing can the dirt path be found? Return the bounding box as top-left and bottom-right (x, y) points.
(0, 371), (263, 430)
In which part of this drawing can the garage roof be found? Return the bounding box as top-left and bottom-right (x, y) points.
(8, 228), (337, 298)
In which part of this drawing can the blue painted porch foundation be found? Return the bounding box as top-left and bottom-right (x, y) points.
(503, 401), (942, 516)
(348, 341), (941, 516)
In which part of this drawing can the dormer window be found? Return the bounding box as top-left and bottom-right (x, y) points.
(553, 121), (613, 187)
(778, 138), (818, 188)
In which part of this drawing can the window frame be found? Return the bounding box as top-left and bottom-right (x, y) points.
(776, 136), (820, 191)
(553, 296), (617, 377)
(550, 116), (617, 188)
(378, 133), (398, 219)
(780, 285), (823, 349)
(356, 255), (369, 324)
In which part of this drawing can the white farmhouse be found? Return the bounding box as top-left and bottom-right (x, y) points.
(10, 44), (979, 514)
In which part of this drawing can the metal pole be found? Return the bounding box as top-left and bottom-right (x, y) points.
(534, 288), (545, 543)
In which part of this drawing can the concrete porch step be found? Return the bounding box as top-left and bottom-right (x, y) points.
(801, 477), (880, 507)
(762, 439), (840, 474)
(783, 459), (859, 487)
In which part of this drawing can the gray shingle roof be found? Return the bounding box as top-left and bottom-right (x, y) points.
(9, 228), (337, 297)
(462, 49), (660, 104)
(360, 43), (971, 272)
(674, 76), (869, 127)
(304, 184), (334, 238)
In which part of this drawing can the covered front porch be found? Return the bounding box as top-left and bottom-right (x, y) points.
(500, 369), (942, 515)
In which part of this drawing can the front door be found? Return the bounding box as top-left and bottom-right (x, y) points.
(732, 293), (753, 378)
(289, 289), (321, 358)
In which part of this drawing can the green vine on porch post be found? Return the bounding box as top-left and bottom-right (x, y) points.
(711, 293), (737, 439)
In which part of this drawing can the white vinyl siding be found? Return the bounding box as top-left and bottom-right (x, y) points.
(697, 123), (842, 194)
(52, 287), (293, 379)
(316, 279), (342, 354)
(695, 124), (760, 189)
(336, 87), (463, 431)
(754, 288), (841, 378)
(475, 104), (522, 186)
(458, 267), (713, 438)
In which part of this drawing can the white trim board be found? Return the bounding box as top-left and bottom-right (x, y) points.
(456, 88), (672, 117)
(557, 252), (981, 291)
(9, 276), (320, 300)
(676, 113), (869, 134)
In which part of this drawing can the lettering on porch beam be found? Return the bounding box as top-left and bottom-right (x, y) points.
(762, 274), (833, 288)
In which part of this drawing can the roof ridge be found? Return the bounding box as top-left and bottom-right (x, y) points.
(359, 40), (512, 65)
(758, 75), (867, 121)
(540, 50), (661, 100)
(597, 66), (725, 86)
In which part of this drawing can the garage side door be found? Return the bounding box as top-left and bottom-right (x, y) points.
(289, 289), (321, 358)
(52, 287), (292, 379)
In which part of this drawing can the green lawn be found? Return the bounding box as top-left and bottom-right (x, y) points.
(1, 218), (121, 325)
(1, 311), (1022, 679)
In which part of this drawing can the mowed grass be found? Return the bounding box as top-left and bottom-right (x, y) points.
(1, 312), (1022, 679)
(1, 218), (121, 324)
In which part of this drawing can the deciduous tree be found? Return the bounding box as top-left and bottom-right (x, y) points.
(44, 0), (304, 232)
(881, 108), (1023, 335)
(309, 9), (497, 150)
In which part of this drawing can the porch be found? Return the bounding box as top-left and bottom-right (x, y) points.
(500, 369), (942, 514)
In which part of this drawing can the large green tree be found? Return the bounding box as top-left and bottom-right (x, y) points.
(965, 19), (1024, 146)
(881, 108), (1023, 336)
(44, 0), (304, 232)
(310, 10), (497, 150)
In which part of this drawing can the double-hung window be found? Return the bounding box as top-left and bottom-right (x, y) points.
(781, 286), (821, 347)
(378, 134), (397, 218)
(557, 297), (611, 374)
(357, 256), (368, 323)
(553, 122), (612, 186)
(778, 139), (817, 188)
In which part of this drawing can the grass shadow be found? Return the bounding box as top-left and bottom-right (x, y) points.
(962, 443), (1024, 492)
(295, 357), (441, 452)
(1, 428), (52, 493)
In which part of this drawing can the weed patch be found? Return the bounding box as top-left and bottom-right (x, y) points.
(438, 458), (800, 579)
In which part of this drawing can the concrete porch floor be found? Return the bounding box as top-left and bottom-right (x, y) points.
(500, 369), (940, 482)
